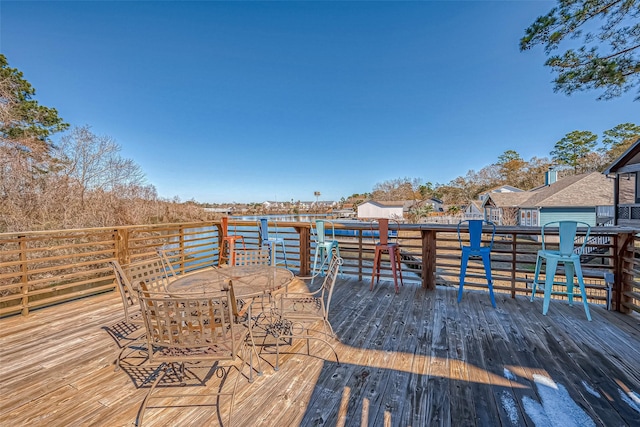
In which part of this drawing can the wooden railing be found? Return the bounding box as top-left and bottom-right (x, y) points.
(1, 221), (638, 317)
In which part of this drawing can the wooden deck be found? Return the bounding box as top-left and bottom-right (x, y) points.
(1, 277), (639, 427)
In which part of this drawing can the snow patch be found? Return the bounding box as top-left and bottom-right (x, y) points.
(533, 374), (558, 390)
(522, 374), (595, 427)
(581, 380), (601, 398)
(504, 368), (517, 381)
(522, 396), (552, 427)
(618, 388), (640, 414)
(500, 391), (520, 425)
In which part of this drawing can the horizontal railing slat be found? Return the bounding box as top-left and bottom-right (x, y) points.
(1, 220), (638, 317)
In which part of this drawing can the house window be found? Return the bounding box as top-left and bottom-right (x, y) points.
(489, 208), (500, 223)
(520, 209), (538, 226)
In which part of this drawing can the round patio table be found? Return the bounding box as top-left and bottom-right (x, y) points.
(167, 265), (294, 299)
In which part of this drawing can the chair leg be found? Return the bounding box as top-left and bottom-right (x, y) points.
(395, 246), (404, 287)
(264, 241), (274, 266)
(573, 261), (592, 321)
(481, 252), (496, 308)
(229, 239), (236, 266)
(219, 240), (228, 267)
(389, 248), (399, 294)
(136, 363), (169, 426)
(370, 249), (381, 290)
(565, 262), (575, 306)
(244, 323), (263, 382)
(326, 245), (335, 274)
(542, 258), (558, 315)
(311, 246), (323, 285)
(531, 255), (543, 301)
(280, 240), (288, 268)
(458, 251), (470, 303)
(373, 249), (380, 285)
(333, 244), (343, 277)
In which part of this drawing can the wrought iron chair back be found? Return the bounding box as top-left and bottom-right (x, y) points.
(270, 254), (344, 370)
(110, 260), (142, 325)
(234, 248), (271, 266)
(128, 257), (170, 293)
(134, 288), (252, 426)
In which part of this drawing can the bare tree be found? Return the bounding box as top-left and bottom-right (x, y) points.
(54, 125), (146, 207)
(501, 207), (519, 226)
(372, 177), (422, 201)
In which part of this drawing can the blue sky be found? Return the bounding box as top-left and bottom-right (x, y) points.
(2, 1), (637, 204)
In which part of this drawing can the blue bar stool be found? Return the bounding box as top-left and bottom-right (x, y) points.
(259, 218), (288, 268)
(457, 219), (496, 307)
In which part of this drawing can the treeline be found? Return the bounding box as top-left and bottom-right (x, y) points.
(356, 123), (640, 210)
(1, 55), (217, 232)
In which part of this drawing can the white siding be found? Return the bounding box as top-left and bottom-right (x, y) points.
(357, 203), (404, 219)
(539, 208), (596, 226)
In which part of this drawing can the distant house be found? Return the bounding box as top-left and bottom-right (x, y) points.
(463, 184), (524, 220)
(357, 200), (405, 219)
(482, 171), (613, 226)
(262, 201), (285, 210)
(356, 199), (441, 220)
(603, 138), (640, 227)
(463, 200), (484, 218)
(478, 185), (524, 202)
(203, 207), (232, 214)
(424, 198), (445, 212)
(262, 200), (337, 211)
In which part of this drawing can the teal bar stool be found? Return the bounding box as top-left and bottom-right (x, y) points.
(531, 221), (592, 321)
(457, 219), (496, 307)
(311, 219), (341, 283)
(259, 218), (288, 268)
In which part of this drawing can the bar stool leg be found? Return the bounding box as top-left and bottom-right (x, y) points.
(370, 248), (381, 290)
(389, 248), (399, 294)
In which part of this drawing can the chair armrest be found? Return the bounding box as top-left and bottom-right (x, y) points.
(236, 300), (251, 318)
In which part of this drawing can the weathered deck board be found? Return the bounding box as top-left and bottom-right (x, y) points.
(1, 277), (639, 427)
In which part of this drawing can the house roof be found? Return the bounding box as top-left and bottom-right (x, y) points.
(359, 200), (421, 209)
(485, 184), (524, 193)
(483, 172), (613, 209)
(464, 200), (484, 213)
(360, 200), (404, 208)
(602, 138), (640, 174)
(483, 192), (531, 208)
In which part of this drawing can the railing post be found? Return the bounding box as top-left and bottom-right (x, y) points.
(214, 221), (224, 267)
(178, 225), (186, 274)
(114, 228), (130, 265)
(358, 229), (363, 281)
(614, 232), (634, 313)
(19, 235), (28, 316)
(511, 231), (517, 298)
(421, 229), (436, 290)
(297, 225), (310, 276)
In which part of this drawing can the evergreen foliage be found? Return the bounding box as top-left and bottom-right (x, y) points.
(520, 0), (640, 101)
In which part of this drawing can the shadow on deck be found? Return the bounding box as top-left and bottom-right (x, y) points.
(1, 276), (639, 426)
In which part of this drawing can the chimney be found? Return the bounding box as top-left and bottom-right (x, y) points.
(545, 168), (557, 186)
